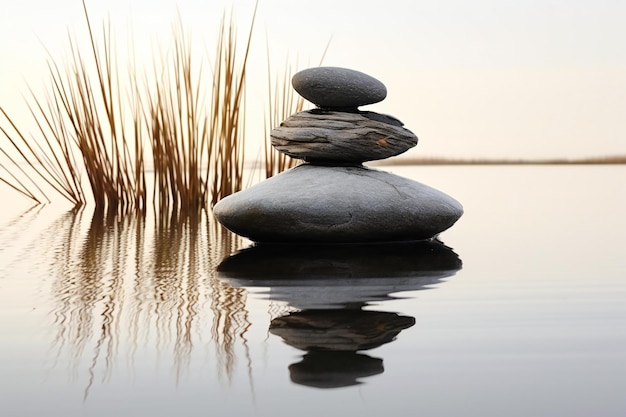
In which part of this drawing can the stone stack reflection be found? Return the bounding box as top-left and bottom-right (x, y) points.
(218, 240), (462, 388)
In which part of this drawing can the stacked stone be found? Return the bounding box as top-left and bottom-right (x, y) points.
(213, 67), (463, 243)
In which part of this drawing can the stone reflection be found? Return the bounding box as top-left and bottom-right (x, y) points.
(271, 310), (414, 388)
(289, 351), (383, 389)
(218, 240), (462, 388)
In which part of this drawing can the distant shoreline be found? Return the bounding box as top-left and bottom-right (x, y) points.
(371, 155), (626, 166)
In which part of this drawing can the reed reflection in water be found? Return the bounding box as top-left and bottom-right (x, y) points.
(42, 208), (248, 395)
(1, 203), (462, 394)
(218, 241), (462, 388)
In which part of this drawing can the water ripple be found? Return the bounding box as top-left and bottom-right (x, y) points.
(35, 208), (247, 396)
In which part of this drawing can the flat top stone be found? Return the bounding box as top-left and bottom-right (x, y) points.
(292, 67), (387, 109)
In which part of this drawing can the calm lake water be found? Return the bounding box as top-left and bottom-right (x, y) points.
(0, 165), (624, 417)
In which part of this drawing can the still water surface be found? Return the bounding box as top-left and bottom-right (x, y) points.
(0, 166), (624, 416)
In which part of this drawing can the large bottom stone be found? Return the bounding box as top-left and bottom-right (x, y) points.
(213, 164), (463, 243)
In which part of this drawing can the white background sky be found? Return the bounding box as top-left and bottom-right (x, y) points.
(1, 0), (625, 160)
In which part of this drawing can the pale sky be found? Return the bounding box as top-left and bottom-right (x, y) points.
(1, 0), (625, 159)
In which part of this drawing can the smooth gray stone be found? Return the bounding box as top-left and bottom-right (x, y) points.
(292, 67), (387, 109)
(213, 164), (463, 243)
(270, 110), (418, 163)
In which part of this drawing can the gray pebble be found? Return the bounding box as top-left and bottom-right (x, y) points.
(292, 67), (387, 109)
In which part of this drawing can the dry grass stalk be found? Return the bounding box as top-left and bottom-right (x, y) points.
(143, 4), (257, 210)
(0, 62), (91, 206)
(263, 38), (330, 178)
(0, 0), (259, 211)
(0, 0), (146, 211)
(143, 20), (210, 212)
(209, 5), (258, 206)
(263, 57), (305, 178)
(62, 3), (145, 212)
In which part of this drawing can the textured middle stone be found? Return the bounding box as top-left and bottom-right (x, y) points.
(270, 110), (418, 163)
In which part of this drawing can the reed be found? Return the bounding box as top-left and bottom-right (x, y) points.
(262, 39), (331, 178)
(263, 57), (305, 178)
(143, 19), (209, 212)
(0, 0), (257, 211)
(0, 52), (92, 207)
(63, 2), (145, 212)
(208, 6), (257, 206)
